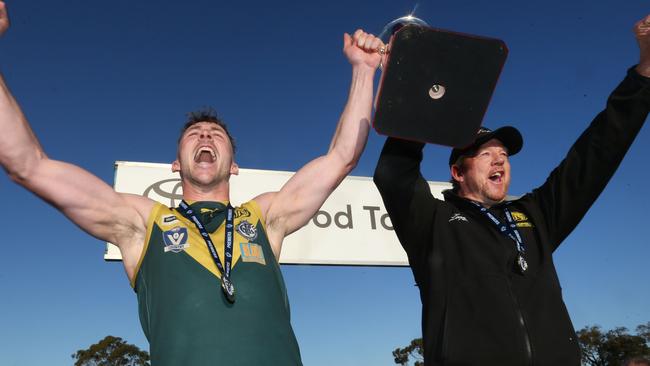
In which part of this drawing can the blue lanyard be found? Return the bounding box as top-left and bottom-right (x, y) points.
(470, 201), (528, 273)
(177, 200), (236, 302)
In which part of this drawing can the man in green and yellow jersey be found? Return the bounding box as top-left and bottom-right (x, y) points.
(0, 3), (384, 364)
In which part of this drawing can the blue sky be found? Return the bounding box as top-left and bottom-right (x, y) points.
(1, 0), (649, 365)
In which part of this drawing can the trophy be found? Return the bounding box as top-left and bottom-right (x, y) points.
(373, 15), (509, 147)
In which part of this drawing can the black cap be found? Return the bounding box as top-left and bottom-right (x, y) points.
(448, 126), (523, 166)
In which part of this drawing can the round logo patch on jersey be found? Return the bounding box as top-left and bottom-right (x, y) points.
(236, 220), (257, 241)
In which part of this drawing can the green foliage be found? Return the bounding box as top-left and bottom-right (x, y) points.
(71, 335), (150, 366)
(392, 337), (423, 366)
(576, 322), (650, 366)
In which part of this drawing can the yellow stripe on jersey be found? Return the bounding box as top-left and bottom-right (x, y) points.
(131, 202), (166, 288)
(133, 200), (268, 285)
(180, 203), (242, 280)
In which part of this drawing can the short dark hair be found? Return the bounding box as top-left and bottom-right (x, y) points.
(179, 107), (236, 153)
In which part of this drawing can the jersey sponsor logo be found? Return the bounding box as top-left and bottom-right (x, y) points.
(511, 211), (534, 228)
(236, 220), (258, 241)
(161, 214), (179, 226)
(163, 226), (190, 253)
(234, 207), (251, 219)
(449, 213), (469, 223)
(240, 242), (266, 265)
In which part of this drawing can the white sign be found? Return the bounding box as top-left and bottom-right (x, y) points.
(106, 161), (452, 266)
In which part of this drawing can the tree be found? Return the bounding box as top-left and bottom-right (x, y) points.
(577, 325), (607, 366)
(637, 322), (650, 343)
(392, 337), (424, 366)
(577, 322), (650, 366)
(71, 335), (150, 366)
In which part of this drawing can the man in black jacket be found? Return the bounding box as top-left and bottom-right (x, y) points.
(374, 14), (650, 366)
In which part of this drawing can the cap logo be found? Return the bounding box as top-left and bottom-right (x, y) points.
(477, 127), (492, 134)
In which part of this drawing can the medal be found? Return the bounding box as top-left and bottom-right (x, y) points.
(470, 201), (529, 276)
(221, 276), (236, 303)
(517, 254), (528, 273)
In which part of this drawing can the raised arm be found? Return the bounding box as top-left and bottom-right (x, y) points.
(373, 138), (438, 265)
(526, 14), (650, 249)
(0, 4), (152, 280)
(256, 29), (382, 257)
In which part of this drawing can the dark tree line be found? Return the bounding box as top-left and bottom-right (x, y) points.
(71, 322), (649, 366)
(394, 322), (650, 366)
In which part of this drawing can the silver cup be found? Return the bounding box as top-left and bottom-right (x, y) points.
(379, 15), (429, 44)
(377, 15), (429, 66)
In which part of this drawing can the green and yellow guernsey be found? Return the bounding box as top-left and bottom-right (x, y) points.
(132, 200), (303, 366)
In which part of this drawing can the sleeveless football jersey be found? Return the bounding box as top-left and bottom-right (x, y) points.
(132, 200), (302, 365)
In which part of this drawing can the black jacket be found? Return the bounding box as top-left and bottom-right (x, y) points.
(373, 68), (649, 366)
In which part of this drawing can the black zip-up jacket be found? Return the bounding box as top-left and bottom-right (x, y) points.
(373, 68), (649, 366)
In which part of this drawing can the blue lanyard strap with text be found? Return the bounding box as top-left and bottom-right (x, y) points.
(177, 200), (236, 300)
(469, 201), (528, 273)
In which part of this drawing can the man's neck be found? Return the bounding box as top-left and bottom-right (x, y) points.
(181, 181), (230, 203)
(457, 191), (501, 208)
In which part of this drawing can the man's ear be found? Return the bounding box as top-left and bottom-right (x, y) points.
(172, 159), (180, 173)
(230, 162), (239, 176)
(450, 164), (464, 183)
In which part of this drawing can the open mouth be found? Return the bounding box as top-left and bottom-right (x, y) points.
(489, 171), (504, 183)
(194, 146), (217, 163)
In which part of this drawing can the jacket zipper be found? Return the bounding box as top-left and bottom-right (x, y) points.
(508, 281), (533, 366)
